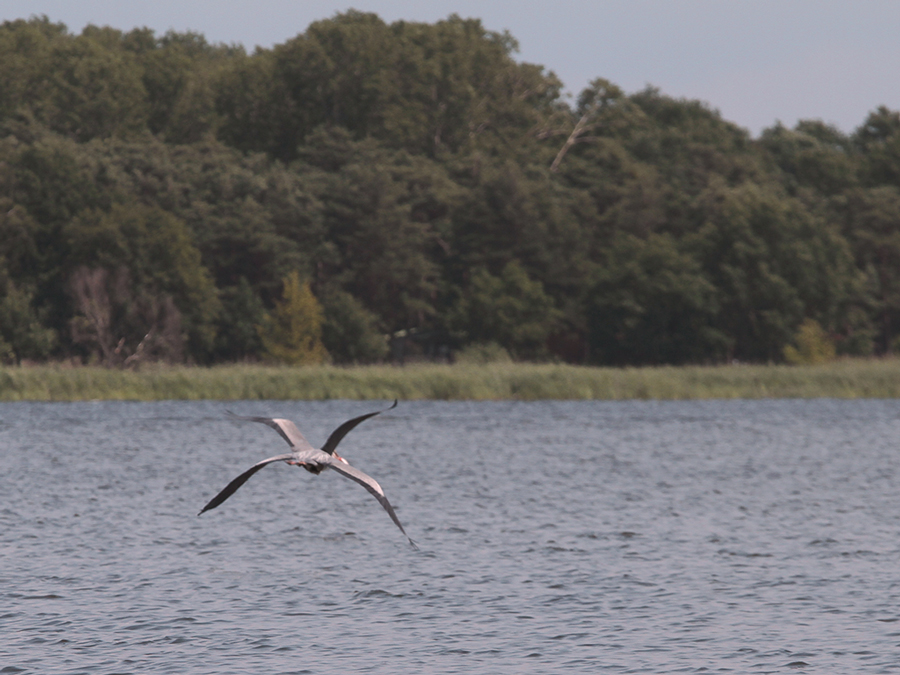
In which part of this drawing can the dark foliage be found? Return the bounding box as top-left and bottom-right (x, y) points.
(0, 13), (897, 364)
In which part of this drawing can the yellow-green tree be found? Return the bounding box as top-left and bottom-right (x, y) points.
(783, 318), (836, 365)
(258, 271), (328, 365)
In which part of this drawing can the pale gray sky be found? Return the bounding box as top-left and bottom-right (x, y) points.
(3, 0), (899, 136)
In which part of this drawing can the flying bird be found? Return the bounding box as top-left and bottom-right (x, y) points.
(199, 400), (416, 548)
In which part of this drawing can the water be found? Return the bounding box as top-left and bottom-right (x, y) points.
(2, 398), (900, 674)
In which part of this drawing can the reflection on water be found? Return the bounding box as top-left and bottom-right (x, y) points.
(2, 399), (900, 673)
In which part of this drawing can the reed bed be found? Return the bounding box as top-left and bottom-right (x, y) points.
(0, 359), (898, 401)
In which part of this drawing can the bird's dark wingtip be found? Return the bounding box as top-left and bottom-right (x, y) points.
(390, 399), (398, 409)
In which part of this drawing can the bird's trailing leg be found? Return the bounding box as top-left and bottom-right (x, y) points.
(287, 459), (326, 475)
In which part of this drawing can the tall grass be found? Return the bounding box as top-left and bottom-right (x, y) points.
(0, 359), (898, 401)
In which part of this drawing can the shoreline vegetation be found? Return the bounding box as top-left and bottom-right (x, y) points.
(0, 359), (898, 402)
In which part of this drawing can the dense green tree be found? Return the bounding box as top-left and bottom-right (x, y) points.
(64, 203), (220, 361)
(834, 186), (900, 352)
(449, 159), (593, 294)
(0, 20), (147, 141)
(11, 136), (104, 231)
(319, 288), (388, 364)
(213, 276), (266, 361)
(125, 28), (232, 142)
(760, 121), (858, 196)
(587, 233), (725, 365)
(0, 17), (68, 124)
(450, 261), (560, 359)
(0, 12), (897, 365)
(0, 267), (57, 363)
(2, 135), (107, 340)
(689, 182), (862, 361)
(46, 28), (147, 141)
(304, 131), (459, 332)
(71, 135), (319, 300)
(213, 50), (288, 154)
(854, 106), (900, 187)
(217, 11), (561, 159)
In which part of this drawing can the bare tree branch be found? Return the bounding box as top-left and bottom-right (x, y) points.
(69, 267), (116, 364)
(68, 267), (183, 367)
(550, 112), (593, 173)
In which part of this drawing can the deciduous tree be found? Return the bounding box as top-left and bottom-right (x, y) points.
(258, 271), (328, 365)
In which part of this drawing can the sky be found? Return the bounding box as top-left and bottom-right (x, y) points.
(3, 0), (899, 137)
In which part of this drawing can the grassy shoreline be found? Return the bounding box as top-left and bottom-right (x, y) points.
(0, 359), (898, 401)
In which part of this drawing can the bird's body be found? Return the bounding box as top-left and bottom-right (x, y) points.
(199, 400), (416, 548)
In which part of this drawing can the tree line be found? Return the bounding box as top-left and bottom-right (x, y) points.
(1, 12), (899, 366)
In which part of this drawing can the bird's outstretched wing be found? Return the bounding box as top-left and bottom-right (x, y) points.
(198, 453), (295, 515)
(324, 455), (417, 549)
(226, 411), (314, 450)
(321, 399), (398, 456)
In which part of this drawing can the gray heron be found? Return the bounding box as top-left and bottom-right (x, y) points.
(199, 400), (416, 548)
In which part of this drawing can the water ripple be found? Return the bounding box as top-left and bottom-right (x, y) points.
(2, 399), (900, 672)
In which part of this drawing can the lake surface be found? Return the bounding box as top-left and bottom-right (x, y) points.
(2, 398), (900, 674)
